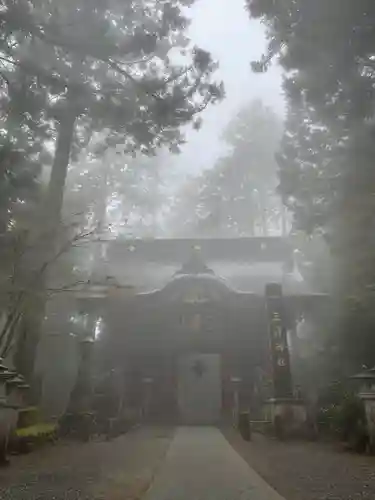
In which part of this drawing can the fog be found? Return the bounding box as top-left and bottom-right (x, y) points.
(2, 0), (374, 489)
(177, 0), (284, 176)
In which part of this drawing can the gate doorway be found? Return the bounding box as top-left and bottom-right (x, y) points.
(177, 353), (222, 424)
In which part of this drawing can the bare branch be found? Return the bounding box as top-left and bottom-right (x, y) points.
(0, 226), (100, 351)
(106, 59), (162, 100)
(46, 280), (89, 294)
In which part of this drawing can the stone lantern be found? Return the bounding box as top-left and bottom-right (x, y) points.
(61, 279), (135, 439)
(141, 377), (154, 419)
(66, 337), (95, 413)
(6, 375), (30, 410)
(63, 336), (95, 440)
(0, 359), (18, 465)
(351, 367), (375, 450)
(0, 359), (15, 401)
(352, 367), (375, 394)
(229, 376), (242, 426)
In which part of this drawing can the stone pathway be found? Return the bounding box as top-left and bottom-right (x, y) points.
(144, 427), (284, 500)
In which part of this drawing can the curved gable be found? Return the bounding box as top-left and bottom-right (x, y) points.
(158, 274), (234, 303)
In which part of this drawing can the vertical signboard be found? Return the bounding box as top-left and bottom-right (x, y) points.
(265, 283), (293, 399)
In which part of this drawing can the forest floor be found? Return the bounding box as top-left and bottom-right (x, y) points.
(0, 426), (175, 500)
(223, 427), (375, 500)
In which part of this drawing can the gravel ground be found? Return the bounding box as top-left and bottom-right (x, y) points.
(223, 428), (375, 500)
(0, 426), (175, 500)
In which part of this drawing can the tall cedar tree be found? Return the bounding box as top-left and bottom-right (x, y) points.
(1, 0), (223, 221)
(0, 0), (223, 379)
(169, 100), (283, 237)
(248, 0), (375, 370)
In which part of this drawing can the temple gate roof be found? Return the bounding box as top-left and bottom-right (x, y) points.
(93, 237), (313, 296)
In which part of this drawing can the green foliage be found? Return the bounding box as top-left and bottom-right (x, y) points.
(317, 386), (366, 445)
(0, 64), (50, 233)
(247, 0), (375, 371)
(247, 0), (375, 260)
(0, 0), (224, 224)
(0, 145), (40, 234)
(15, 423), (57, 438)
(0, 0), (224, 379)
(64, 146), (169, 236)
(276, 103), (338, 235)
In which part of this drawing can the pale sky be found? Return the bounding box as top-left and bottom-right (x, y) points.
(173, 0), (284, 177)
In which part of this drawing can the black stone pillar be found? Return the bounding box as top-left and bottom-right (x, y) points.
(265, 283), (293, 399)
(68, 337), (95, 415)
(63, 337), (95, 440)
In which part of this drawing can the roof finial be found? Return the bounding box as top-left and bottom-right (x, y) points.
(175, 248), (214, 276)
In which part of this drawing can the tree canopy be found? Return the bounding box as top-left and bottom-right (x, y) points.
(64, 144), (170, 237)
(247, 0), (375, 371)
(0, 0), (225, 380)
(0, 0), (223, 223)
(169, 99), (285, 237)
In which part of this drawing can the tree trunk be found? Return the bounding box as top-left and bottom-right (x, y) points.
(15, 108), (77, 384)
(281, 205), (288, 236)
(259, 196), (269, 236)
(256, 190), (269, 236)
(261, 210), (269, 236)
(46, 112), (77, 224)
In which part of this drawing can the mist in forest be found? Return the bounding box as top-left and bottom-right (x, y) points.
(2, 0), (375, 461)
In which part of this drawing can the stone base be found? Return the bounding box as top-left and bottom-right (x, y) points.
(359, 392), (375, 451)
(60, 411), (95, 441)
(0, 404), (18, 462)
(263, 398), (308, 439)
